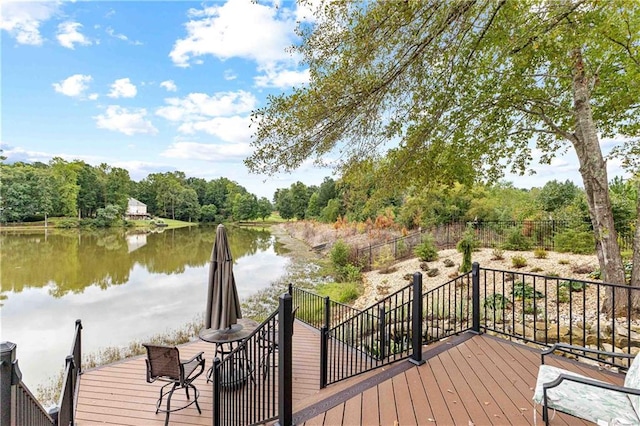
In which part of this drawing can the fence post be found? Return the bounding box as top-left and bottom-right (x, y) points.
(472, 262), (481, 333)
(323, 296), (330, 331)
(278, 293), (293, 425)
(75, 319), (82, 374)
(320, 325), (328, 389)
(379, 307), (386, 360)
(1, 342), (18, 426)
(288, 283), (293, 296)
(213, 357), (221, 426)
(410, 273), (425, 365)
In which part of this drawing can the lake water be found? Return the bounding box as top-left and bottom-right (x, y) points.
(0, 225), (290, 391)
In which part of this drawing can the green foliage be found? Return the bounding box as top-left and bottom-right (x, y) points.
(330, 240), (350, 270)
(559, 280), (587, 292)
(483, 294), (509, 310)
(200, 204), (218, 223)
(374, 245), (396, 273)
(511, 282), (544, 301)
(491, 248), (504, 260)
(511, 255), (527, 268)
(94, 204), (122, 228)
(589, 261), (632, 284)
(414, 234), (438, 262)
(501, 228), (532, 251)
(537, 180), (580, 212)
(316, 282), (361, 304)
(56, 218), (80, 228)
(457, 229), (475, 273)
(533, 248), (548, 259)
(554, 229), (595, 254)
(320, 199), (342, 223)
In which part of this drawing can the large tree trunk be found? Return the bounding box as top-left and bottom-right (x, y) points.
(632, 179), (640, 290)
(570, 48), (627, 316)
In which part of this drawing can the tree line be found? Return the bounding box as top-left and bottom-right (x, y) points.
(0, 159), (273, 225)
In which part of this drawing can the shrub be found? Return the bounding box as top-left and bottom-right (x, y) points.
(558, 259), (570, 265)
(557, 286), (570, 303)
(374, 246), (395, 273)
(511, 255), (527, 268)
(457, 229), (475, 273)
(330, 240), (350, 270)
(316, 282), (361, 304)
(530, 267), (543, 273)
(512, 282), (544, 300)
(501, 227), (532, 251)
(483, 294), (509, 310)
(491, 248), (504, 260)
(554, 229), (595, 254)
(414, 234), (438, 262)
(57, 218), (80, 228)
(533, 248), (548, 259)
(396, 239), (409, 258)
(339, 264), (362, 282)
(559, 280), (587, 292)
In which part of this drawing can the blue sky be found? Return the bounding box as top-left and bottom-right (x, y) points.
(0, 0), (630, 200)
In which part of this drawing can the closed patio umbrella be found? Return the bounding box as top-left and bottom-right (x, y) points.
(205, 224), (242, 332)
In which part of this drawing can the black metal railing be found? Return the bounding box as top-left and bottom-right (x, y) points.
(213, 293), (293, 426)
(355, 220), (634, 268)
(319, 275), (424, 387)
(290, 284), (362, 330)
(422, 271), (475, 344)
(1, 319), (82, 426)
(354, 229), (425, 270)
(476, 266), (640, 369)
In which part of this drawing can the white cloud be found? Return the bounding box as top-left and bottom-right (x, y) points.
(160, 80), (177, 92)
(88, 93), (99, 100)
(94, 106), (158, 136)
(105, 26), (142, 45)
(254, 65), (309, 88)
(108, 78), (137, 98)
(156, 90), (256, 122)
(56, 21), (92, 49)
(160, 141), (251, 161)
(224, 69), (237, 81)
(169, 0), (295, 68)
(0, 1), (60, 45)
(52, 74), (93, 98)
(178, 116), (253, 141)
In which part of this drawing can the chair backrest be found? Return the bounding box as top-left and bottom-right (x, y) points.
(143, 344), (181, 381)
(625, 353), (640, 417)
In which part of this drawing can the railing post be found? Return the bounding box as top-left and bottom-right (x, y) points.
(323, 296), (330, 331)
(320, 325), (328, 389)
(472, 262), (481, 333)
(288, 283), (293, 296)
(378, 307), (386, 360)
(278, 293), (293, 425)
(1, 342), (17, 426)
(213, 357), (221, 426)
(74, 319), (82, 374)
(410, 273), (425, 365)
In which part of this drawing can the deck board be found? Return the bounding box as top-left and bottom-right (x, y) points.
(76, 326), (627, 426)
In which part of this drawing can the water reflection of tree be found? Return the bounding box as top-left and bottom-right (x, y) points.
(1, 226), (278, 297)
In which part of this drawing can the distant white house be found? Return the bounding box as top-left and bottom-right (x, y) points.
(126, 198), (149, 219)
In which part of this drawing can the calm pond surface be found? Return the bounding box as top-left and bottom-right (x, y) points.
(0, 225), (290, 391)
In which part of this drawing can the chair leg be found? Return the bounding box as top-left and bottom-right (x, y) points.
(164, 382), (178, 426)
(191, 384), (202, 414)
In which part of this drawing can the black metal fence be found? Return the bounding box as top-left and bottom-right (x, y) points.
(1, 320), (82, 426)
(293, 262), (640, 388)
(213, 293), (293, 426)
(355, 220), (633, 270)
(291, 284), (362, 330)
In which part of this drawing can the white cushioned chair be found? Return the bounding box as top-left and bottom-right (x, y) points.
(533, 343), (640, 425)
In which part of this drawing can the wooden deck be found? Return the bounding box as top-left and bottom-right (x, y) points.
(76, 324), (625, 425)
